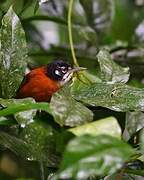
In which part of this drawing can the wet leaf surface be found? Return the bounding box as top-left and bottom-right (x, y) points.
(73, 82), (144, 112)
(123, 112), (144, 141)
(50, 86), (93, 127)
(0, 7), (29, 98)
(0, 98), (51, 126)
(55, 134), (134, 179)
(0, 117), (74, 168)
(97, 50), (130, 83)
(19, 119), (61, 167)
(71, 71), (101, 93)
(69, 116), (121, 138)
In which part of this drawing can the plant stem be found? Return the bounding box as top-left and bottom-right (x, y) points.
(68, 0), (79, 67)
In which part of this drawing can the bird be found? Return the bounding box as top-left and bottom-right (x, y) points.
(16, 60), (85, 102)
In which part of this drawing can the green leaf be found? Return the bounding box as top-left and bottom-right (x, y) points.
(0, 98), (51, 125)
(0, 7), (29, 98)
(111, 0), (138, 42)
(22, 15), (67, 25)
(73, 82), (144, 112)
(97, 50), (130, 83)
(13, 0), (39, 19)
(0, 120), (65, 168)
(69, 116), (121, 138)
(0, 116), (16, 125)
(0, 131), (32, 160)
(71, 71), (101, 94)
(0, 117), (74, 168)
(50, 86), (93, 127)
(0, 0), (13, 22)
(56, 135), (134, 179)
(19, 120), (61, 167)
(123, 112), (144, 141)
(0, 98), (51, 116)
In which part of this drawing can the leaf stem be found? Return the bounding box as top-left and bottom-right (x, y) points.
(68, 0), (79, 67)
(68, 0), (93, 84)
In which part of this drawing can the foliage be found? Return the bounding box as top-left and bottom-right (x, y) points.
(54, 135), (134, 179)
(0, 0), (144, 179)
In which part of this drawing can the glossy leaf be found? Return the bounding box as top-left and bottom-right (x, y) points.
(0, 98), (51, 125)
(123, 112), (144, 141)
(0, 98), (51, 116)
(97, 50), (130, 83)
(56, 135), (134, 179)
(71, 71), (101, 94)
(0, 120), (68, 168)
(19, 120), (61, 167)
(0, 118), (74, 168)
(0, 7), (28, 98)
(69, 116), (121, 138)
(50, 86), (93, 127)
(73, 82), (144, 112)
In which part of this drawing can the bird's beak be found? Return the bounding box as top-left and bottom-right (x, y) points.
(68, 67), (87, 74)
(60, 67), (86, 86)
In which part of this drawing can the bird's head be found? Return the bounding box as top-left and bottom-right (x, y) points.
(46, 60), (85, 86)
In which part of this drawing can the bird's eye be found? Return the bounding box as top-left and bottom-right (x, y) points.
(54, 69), (61, 76)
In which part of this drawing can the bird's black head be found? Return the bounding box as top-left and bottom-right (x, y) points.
(47, 60), (72, 84)
(46, 60), (86, 86)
